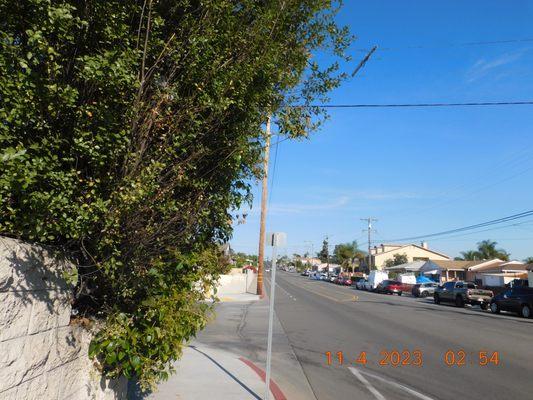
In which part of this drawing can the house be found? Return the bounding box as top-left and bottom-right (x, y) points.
(383, 260), (427, 274)
(296, 257), (321, 267)
(362, 242), (450, 270)
(420, 259), (503, 283)
(469, 260), (528, 285)
(316, 263), (341, 272)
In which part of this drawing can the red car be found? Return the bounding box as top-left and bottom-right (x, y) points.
(334, 276), (352, 286)
(338, 276), (352, 286)
(376, 280), (403, 295)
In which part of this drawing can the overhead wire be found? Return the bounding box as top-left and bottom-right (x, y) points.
(422, 219), (533, 243)
(305, 101), (533, 108)
(353, 37), (533, 53)
(383, 210), (533, 242)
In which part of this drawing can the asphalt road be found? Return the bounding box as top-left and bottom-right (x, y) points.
(266, 271), (533, 400)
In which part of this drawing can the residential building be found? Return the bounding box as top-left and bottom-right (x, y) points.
(420, 259), (503, 283)
(317, 263), (341, 272)
(383, 260), (427, 274)
(297, 257), (321, 267)
(469, 260), (528, 284)
(361, 242), (450, 270)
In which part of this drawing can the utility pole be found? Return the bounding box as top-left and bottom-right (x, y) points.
(256, 115), (271, 296)
(325, 235), (330, 271)
(304, 240), (314, 259)
(361, 218), (377, 271)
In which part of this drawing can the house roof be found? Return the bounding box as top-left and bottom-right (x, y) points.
(384, 260), (426, 272)
(467, 259), (519, 271)
(375, 243), (450, 259)
(427, 259), (500, 271)
(488, 260), (528, 272)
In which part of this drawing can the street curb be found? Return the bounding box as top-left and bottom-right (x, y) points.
(259, 280), (318, 400)
(238, 357), (287, 400)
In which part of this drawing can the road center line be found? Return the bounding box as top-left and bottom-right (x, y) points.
(265, 277), (297, 301)
(351, 367), (435, 400)
(348, 367), (387, 400)
(278, 276), (354, 303)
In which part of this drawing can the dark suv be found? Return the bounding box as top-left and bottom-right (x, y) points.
(411, 282), (438, 298)
(490, 286), (533, 318)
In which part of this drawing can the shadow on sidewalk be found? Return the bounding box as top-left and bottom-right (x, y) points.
(127, 346), (262, 400)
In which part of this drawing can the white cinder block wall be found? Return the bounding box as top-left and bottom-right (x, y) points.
(0, 236), (126, 400)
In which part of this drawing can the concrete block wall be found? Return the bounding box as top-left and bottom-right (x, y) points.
(0, 236), (126, 399)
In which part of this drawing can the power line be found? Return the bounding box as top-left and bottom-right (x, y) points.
(354, 37), (533, 52)
(304, 101), (533, 108)
(384, 210), (533, 242)
(270, 101), (533, 145)
(425, 219), (533, 243)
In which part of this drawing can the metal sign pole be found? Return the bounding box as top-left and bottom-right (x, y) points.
(264, 242), (277, 400)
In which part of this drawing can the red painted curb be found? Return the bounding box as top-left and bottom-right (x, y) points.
(238, 357), (287, 400)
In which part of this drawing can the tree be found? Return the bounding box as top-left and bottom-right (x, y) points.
(0, 0), (353, 389)
(333, 240), (364, 271)
(524, 257), (533, 264)
(233, 252), (257, 268)
(458, 250), (481, 261)
(318, 238), (329, 263)
(476, 240), (509, 261)
(457, 240), (509, 261)
(278, 255), (289, 267)
(384, 253), (408, 268)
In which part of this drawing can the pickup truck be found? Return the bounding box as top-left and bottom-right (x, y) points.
(433, 281), (493, 309)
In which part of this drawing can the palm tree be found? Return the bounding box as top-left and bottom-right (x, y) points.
(476, 240), (509, 261)
(458, 250), (481, 261)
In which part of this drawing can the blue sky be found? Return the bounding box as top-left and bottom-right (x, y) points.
(230, 0), (533, 261)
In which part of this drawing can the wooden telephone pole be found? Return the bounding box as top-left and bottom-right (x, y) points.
(256, 115), (271, 296)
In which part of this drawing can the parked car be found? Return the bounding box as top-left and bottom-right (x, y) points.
(434, 281), (493, 309)
(320, 273), (328, 281)
(301, 270), (310, 276)
(310, 272), (322, 280)
(341, 277), (353, 286)
(329, 274), (338, 283)
(352, 277), (365, 287)
(367, 270), (388, 291)
(412, 282), (438, 298)
(508, 278), (529, 288)
(356, 279), (367, 290)
(363, 279), (373, 291)
(376, 280), (403, 295)
(490, 286), (533, 318)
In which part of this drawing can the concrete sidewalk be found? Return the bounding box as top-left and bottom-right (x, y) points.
(129, 293), (313, 400)
(137, 344), (276, 400)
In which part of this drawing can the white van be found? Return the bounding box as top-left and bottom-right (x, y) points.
(398, 273), (416, 285)
(367, 270), (389, 291)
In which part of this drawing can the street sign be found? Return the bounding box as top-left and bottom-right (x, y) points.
(266, 232), (286, 247)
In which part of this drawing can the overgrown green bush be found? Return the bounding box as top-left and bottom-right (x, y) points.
(0, 0), (352, 389)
